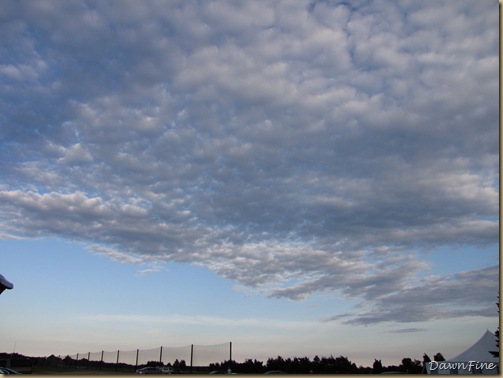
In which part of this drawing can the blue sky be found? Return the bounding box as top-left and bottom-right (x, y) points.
(0, 0), (499, 367)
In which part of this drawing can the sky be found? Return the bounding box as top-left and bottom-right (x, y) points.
(0, 0), (499, 368)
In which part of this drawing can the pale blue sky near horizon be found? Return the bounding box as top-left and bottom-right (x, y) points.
(1, 236), (498, 366)
(0, 0), (499, 368)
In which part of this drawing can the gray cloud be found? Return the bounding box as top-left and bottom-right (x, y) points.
(0, 0), (498, 324)
(327, 265), (499, 325)
(386, 328), (427, 334)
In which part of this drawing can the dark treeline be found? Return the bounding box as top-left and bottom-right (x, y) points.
(1, 352), (432, 374)
(211, 355), (425, 374)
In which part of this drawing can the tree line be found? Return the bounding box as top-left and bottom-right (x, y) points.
(0, 350), (446, 374)
(210, 354), (437, 374)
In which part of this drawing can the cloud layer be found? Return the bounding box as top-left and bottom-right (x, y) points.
(0, 0), (498, 324)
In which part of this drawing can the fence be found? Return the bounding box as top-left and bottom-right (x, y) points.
(66, 342), (232, 372)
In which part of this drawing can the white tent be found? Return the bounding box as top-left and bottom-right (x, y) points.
(0, 274), (13, 295)
(427, 330), (499, 374)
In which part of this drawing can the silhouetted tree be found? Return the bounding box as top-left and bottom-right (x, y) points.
(373, 359), (383, 374)
(309, 355), (322, 373)
(239, 359), (264, 373)
(490, 296), (499, 358)
(63, 355), (73, 367)
(433, 353), (445, 361)
(402, 358), (413, 372)
(298, 357), (311, 373)
(266, 356), (285, 371)
(332, 355), (357, 373)
(400, 358), (422, 374)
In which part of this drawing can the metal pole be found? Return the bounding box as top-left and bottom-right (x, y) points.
(230, 342), (232, 362)
(190, 344), (193, 374)
(100, 351), (104, 371)
(136, 349), (139, 368)
(160, 346), (163, 364)
(116, 350), (120, 371)
(87, 352), (90, 369)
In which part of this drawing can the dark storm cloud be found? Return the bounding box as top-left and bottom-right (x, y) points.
(0, 0), (498, 323)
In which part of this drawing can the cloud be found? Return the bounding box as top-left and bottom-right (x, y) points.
(386, 328), (427, 334)
(0, 0), (498, 324)
(79, 313), (316, 331)
(89, 245), (148, 266)
(326, 265), (499, 325)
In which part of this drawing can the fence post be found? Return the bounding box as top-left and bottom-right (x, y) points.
(190, 344), (193, 374)
(116, 350), (120, 372)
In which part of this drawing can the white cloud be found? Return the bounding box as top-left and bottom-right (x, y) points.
(89, 245), (147, 266)
(0, 0), (498, 324)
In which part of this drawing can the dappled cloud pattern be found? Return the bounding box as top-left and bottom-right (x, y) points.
(0, 0), (498, 325)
